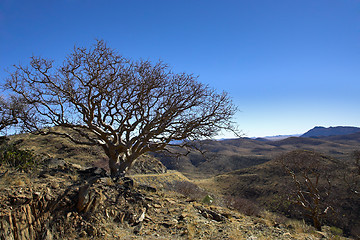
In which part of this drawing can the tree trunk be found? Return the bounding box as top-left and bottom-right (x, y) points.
(103, 145), (138, 177)
(118, 159), (133, 174)
(102, 145), (120, 177)
(312, 213), (322, 231)
(109, 158), (118, 177)
(107, 152), (134, 177)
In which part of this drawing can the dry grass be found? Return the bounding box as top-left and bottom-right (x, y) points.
(131, 170), (191, 188)
(286, 219), (316, 234)
(9, 132), (106, 167)
(0, 168), (33, 188)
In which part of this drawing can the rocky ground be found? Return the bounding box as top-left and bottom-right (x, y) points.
(0, 159), (352, 240)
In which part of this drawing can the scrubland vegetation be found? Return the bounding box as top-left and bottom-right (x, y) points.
(1, 128), (359, 239)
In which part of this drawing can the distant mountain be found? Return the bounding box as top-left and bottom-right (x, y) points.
(301, 126), (360, 138)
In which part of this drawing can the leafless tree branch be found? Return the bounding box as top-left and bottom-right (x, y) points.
(4, 40), (239, 176)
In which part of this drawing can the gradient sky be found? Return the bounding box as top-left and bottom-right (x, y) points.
(1, 0), (359, 138)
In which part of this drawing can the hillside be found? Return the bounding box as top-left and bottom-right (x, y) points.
(2, 130), (359, 238)
(320, 132), (360, 144)
(8, 128), (360, 180)
(195, 150), (360, 238)
(6, 132), (167, 175)
(157, 135), (360, 178)
(1, 140), (348, 239)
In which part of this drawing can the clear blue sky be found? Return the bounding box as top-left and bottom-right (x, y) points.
(1, 0), (359, 137)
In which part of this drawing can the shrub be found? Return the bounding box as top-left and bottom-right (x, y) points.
(170, 180), (207, 200)
(223, 195), (261, 216)
(202, 195), (214, 205)
(330, 226), (343, 236)
(0, 140), (37, 171)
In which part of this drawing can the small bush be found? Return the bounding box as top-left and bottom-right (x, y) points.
(0, 141), (37, 171)
(286, 219), (316, 234)
(202, 195), (214, 205)
(329, 226), (343, 236)
(223, 195), (261, 216)
(170, 180), (207, 200)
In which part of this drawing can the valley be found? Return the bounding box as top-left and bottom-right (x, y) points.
(157, 131), (360, 178)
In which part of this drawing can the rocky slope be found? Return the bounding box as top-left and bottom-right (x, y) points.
(195, 150), (360, 238)
(0, 159), (351, 240)
(1, 131), (358, 239)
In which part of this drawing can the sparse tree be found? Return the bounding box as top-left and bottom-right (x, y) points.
(278, 150), (334, 230)
(0, 95), (30, 134)
(342, 151), (360, 195)
(4, 40), (238, 177)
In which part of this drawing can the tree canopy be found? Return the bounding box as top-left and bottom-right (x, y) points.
(5, 40), (238, 176)
(0, 95), (30, 134)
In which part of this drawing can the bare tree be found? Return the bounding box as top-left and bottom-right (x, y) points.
(278, 150), (334, 230)
(342, 150), (360, 195)
(0, 95), (30, 134)
(4, 40), (238, 176)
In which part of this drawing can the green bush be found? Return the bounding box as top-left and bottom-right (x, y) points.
(202, 195), (214, 205)
(330, 226), (343, 236)
(0, 140), (37, 171)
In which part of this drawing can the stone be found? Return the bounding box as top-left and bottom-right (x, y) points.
(137, 208), (146, 223)
(194, 206), (227, 222)
(76, 184), (90, 212)
(44, 158), (66, 168)
(153, 203), (162, 208)
(50, 182), (60, 189)
(43, 229), (53, 240)
(133, 222), (143, 234)
(138, 184), (157, 192)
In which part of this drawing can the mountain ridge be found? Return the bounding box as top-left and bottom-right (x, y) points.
(301, 126), (360, 138)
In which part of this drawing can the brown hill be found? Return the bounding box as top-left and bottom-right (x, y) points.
(196, 150), (360, 238)
(8, 129), (360, 180)
(157, 136), (359, 178)
(1, 149), (346, 239)
(320, 132), (360, 144)
(7, 132), (167, 175)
